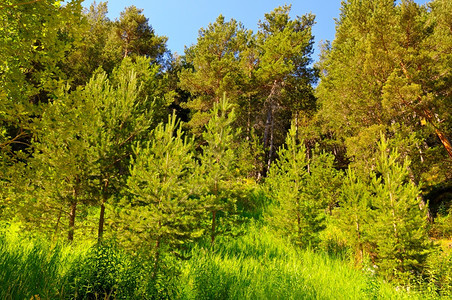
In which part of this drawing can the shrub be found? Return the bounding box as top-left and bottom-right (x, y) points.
(62, 244), (140, 299)
(422, 250), (452, 298)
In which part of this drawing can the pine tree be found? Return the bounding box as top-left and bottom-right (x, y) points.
(62, 1), (116, 86)
(178, 15), (250, 134)
(266, 125), (333, 248)
(336, 167), (372, 263)
(113, 6), (168, 61)
(316, 0), (452, 189)
(83, 58), (159, 243)
(126, 114), (202, 274)
(199, 95), (241, 246)
(306, 149), (343, 215)
(14, 59), (161, 242)
(255, 5), (316, 173)
(178, 6), (316, 172)
(370, 134), (432, 283)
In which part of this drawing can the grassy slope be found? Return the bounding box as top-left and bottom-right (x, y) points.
(178, 225), (419, 300)
(0, 223), (428, 299)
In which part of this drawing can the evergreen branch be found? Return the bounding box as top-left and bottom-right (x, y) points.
(0, 129), (29, 149)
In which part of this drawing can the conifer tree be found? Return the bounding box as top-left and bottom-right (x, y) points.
(199, 95), (241, 246)
(266, 125), (333, 248)
(63, 1), (116, 86)
(178, 15), (250, 134)
(369, 134), (432, 283)
(114, 5), (168, 61)
(337, 168), (372, 263)
(256, 5), (316, 172)
(83, 58), (159, 243)
(306, 150), (343, 215)
(316, 0), (452, 189)
(178, 6), (316, 173)
(126, 114), (202, 273)
(14, 59), (160, 242)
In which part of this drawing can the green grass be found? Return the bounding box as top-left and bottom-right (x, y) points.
(0, 222), (437, 299)
(177, 225), (421, 300)
(0, 224), (90, 299)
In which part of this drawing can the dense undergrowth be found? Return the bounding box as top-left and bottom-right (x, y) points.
(2, 222), (447, 300)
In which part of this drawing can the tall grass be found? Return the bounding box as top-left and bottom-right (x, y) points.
(0, 222), (433, 299)
(178, 224), (421, 300)
(0, 224), (89, 299)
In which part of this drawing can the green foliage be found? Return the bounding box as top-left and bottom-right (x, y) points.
(83, 57), (160, 242)
(124, 113), (202, 266)
(13, 59), (159, 242)
(197, 96), (242, 245)
(0, 234), (63, 299)
(23, 81), (97, 241)
(423, 250), (452, 297)
(0, 224), (182, 299)
(335, 167), (372, 263)
(316, 0), (452, 194)
(0, 0), (86, 212)
(63, 244), (140, 299)
(256, 5), (316, 101)
(62, 1), (114, 86)
(0, 0), (83, 102)
(0, 223), (90, 299)
(369, 135), (433, 283)
(334, 134), (433, 284)
(1, 0), (451, 297)
(430, 212), (452, 239)
(178, 6), (316, 172)
(0, 221), (440, 299)
(114, 6), (168, 61)
(254, 5), (317, 170)
(179, 15), (250, 133)
(266, 124), (341, 248)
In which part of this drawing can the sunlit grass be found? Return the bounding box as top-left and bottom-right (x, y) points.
(0, 222), (437, 299)
(178, 224), (421, 300)
(0, 223), (91, 299)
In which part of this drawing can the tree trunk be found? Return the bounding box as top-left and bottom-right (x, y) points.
(97, 180), (109, 244)
(266, 107), (275, 173)
(211, 210), (217, 246)
(52, 210), (62, 246)
(211, 181), (219, 246)
(263, 105), (271, 152)
(98, 200), (106, 244)
(247, 96), (251, 141)
(435, 128), (452, 159)
(356, 217), (363, 264)
(68, 201), (77, 242)
(398, 64), (452, 160)
(421, 105), (452, 159)
(152, 235), (161, 279)
(262, 80), (279, 176)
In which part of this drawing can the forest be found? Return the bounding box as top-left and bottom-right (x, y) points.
(0, 0), (451, 298)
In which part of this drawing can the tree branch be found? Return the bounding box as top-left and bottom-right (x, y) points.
(0, 129), (29, 149)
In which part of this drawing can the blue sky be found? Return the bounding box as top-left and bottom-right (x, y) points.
(81, 0), (430, 62)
